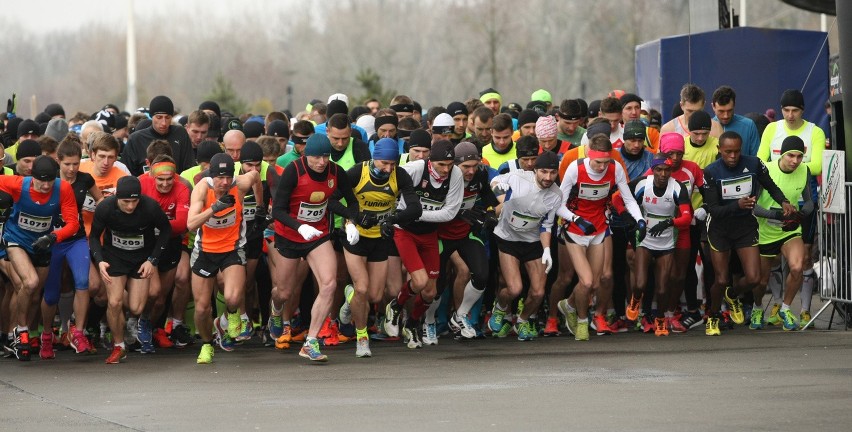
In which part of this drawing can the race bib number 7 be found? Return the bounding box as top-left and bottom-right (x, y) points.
(508, 211), (539, 231)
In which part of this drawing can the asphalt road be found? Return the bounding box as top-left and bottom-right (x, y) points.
(1, 302), (851, 432)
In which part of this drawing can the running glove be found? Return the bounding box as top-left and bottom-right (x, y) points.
(648, 219), (673, 237)
(572, 215), (596, 236)
(345, 223), (360, 245)
(32, 233), (57, 253)
(541, 247), (553, 273)
(211, 194), (236, 212)
(297, 224), (323, 241)
(379, 220), (395, 240)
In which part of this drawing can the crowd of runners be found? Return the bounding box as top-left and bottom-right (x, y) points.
(0, 83), (826, 364)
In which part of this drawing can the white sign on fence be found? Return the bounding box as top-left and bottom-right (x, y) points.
(821, 150), (846, 214)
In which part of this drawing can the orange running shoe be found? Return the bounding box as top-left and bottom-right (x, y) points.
(275, 325), (291, 350)
(153, 328), (174, 348)
(543, 317), (560, 337)
(592, 315), (613, 336)
(105, 346), (127, 364)
(654, 317), (669, 336)
(626, 294), (642, 321)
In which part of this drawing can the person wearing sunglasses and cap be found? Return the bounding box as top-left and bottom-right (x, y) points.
(90, 176), (172, 364)
(0, 156), (80, 361)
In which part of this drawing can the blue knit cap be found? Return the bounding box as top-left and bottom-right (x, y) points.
(373, 138), (399, 161)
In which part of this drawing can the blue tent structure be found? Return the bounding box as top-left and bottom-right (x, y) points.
(636, 26), (830, 133)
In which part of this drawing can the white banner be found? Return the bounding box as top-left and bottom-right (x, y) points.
(821, 150), (846, 214)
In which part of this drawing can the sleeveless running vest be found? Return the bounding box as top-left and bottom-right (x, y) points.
(403, 163), (453, 235)
(276, 157), (339, 243)
(757, 160), (808, 243)
(4, 178), (60, 252)
(353, 161), (398, 238)
(637, 176), (680, 251)
(566, 159), (616, 235)
(195, 180), (245, 253)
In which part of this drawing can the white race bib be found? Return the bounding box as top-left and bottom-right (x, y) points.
(243, 201), (257, 221)
(460, 194), (477, 211)
(111, 232), (144, 250)
(508, 210), (539, 231)
(298, 202), (327, 223)
(421, 197), (444, 212)
(578, 182), (610, 200)
(205, 209), (237, 228)
(18, 212), (52, 233)
(720, 175), (752, 200)
(82, 193), (96, 212)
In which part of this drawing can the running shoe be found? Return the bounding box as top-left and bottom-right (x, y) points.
(383, 300), (402, 338)
(275, 325), (292, 350)
(403, 324), (423, 349)
(153, 328), (174, 348)
(609, 317), (630, 333)
(557, 299), (578, 336)
(39, 332), (55, 360)
(592, 315), (613, 336)
(100, 323), (113, 351)
(267, 314), (284, 340)
(137, 318), (155, 354)
(290, 327), (308, 343)
(780, 309), (798, 331)
(492, 321), (512, 338)
(422, 322), (438, 346)
(216, 334), (236, 352)
(543, 317), (560, 337)
(626, 294), (642, 321)
(320, 320), (340, 346)
(721, 310), (735, 329)
(488, 304), (507, 333)
(799, 310), (812, 329)
(765, 303), (781, 326)
(339, 284), (355, 325)
(355, 336), (371, 358)
(170, 324), (194, 348)
(749, 308), (765, 330)
(105, 346), (127, 364)
(575, 321), (590, 341)
(723, 287), (745, 324)
(516, 321), (536, 341)
(70, 327), (93, 354)
(705, 317), (721, 336)
(10, 329), (30, 361)
(680, 310), (704, 330)
(236, 318), (254, 342)
(640, 315), (655, 334)
(668, 316), (688, 333)
(227, 313), (241, 339)
(449, 312), (477, 339)
(59, 331), (71, 349)
(299, 339), (328, 362)
(196, 343), (214, 364)
(654, 317), (669, 336)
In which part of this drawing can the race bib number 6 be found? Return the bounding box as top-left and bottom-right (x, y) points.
(720, 175), (752, 200)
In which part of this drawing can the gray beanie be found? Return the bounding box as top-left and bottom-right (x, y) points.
(45, 118), (69, 142)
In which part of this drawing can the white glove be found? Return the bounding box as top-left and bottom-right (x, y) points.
(694, 207), (707, 222)
(297, 224), (323, 241)
(345, 223), (360, 246)
(541, 247), (553, 274)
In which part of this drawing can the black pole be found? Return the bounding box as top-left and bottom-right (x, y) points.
(836, 0), (852, 176)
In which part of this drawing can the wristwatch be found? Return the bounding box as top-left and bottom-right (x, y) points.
(147, 256), (159, 266)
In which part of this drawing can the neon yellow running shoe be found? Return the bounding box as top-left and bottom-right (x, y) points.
(227, 313), (241, 339)
(196, 343), (214, 364)
(575, 321), (589, 341)
(765, 303), (781, 326)
(723, 287), (744, 324)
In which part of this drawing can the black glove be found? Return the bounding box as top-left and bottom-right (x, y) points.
(572, 216), (596, 236)
(483, 209), (498, 230)
(6, 94), (16, 119)
(247, 207), (270, 238)
(648, 219), (673, 237)
(357, 212), (379, 229)
(782, 219), (801, 232)
(635, 219), (647, 243)
(32, 233), (57, 253)
(458, 207), (486, 226)
(211, 194), (236, 212)
(379, 220), (395, 240)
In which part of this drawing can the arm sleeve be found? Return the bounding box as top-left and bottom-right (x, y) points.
(170, 185), (190, 236)
(54, 181), (81, 242)
(805, 126), (826, 175)
(672, 182), (693, 229)
(393, 168), (422, 224)
(418, 168), (464, 223)
(615, 165), (643, 222)
(89, 202), (108, 264)
(799, 167), (815, 216)
(752, 203), (780, 219)
(539, 189), (563, 233)
(149, 201), (172, 260)
(271, 165), (302, 231)
(0, 176), (23, 201)
(555, 163), (578, 220)
(335, 169), (359, 221)
(755, 160), (790, 206)
(479, 174), (501, 208)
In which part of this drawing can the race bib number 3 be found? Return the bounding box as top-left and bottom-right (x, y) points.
(578, 182), (610, 200)
(18, 212), (52, 233)
(720, 175), (752, 200)
(508, 211), (539, 231)
(298, 201), (327, 223)
(111, 233), (144, 250)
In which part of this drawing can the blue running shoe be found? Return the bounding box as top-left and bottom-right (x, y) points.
(488, 305), (507, 333)
(137, 318), (155, 354)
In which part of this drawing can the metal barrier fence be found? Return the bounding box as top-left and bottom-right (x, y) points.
(811, 182), (852, 330)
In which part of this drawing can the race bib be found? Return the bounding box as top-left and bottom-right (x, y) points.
(421, 197), (444, 212)
(298, 201), (327, 223)
(508, 210), (539, 231)
(578, 182), (610, 200)
(460, 194), (477, 211)
(111, 232), (144, 250)
(205, 209), (237, 228)
(82, 193), (96, 212)
(243, 201), (257, 221)
(18, 212), (52, 233)
(720, 175), (752, 200)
